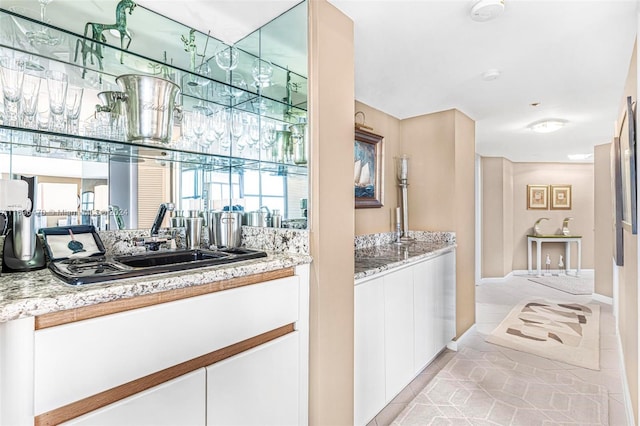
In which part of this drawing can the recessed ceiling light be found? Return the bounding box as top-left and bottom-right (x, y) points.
(568, 153), (593, 161)
(470, 0), (505, 22)
(481, 69), (501, 81)
(530, 102), (540, 107)
(528, 119), (567, 133)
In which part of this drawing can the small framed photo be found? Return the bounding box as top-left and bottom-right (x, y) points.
(527, 185), (549, 210)
(354, 128), (384, 208)
(550, 184), (572, 210)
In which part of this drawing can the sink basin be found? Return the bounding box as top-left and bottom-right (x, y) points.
(49, 248), (268, 285)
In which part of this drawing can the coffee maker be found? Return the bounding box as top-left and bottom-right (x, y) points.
(2, 176), (46, 273)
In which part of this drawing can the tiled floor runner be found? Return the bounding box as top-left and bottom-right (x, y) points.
(392, 347), (609, 425)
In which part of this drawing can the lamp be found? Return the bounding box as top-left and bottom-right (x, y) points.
(395, 155), (414, 243)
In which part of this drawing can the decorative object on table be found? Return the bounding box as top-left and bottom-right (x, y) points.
(395, 156), (415, 243)
(532, 217), (549, 236)
(526, 184), (548, 209)
(612, 136), (624, 265)
(558, 254), (565, 275)
(619, 96), (637, 234)
(550, 184), (572, 210)
(74, 0), (136, 80)
(562, 216), (573, 235)
(486, 299), (600, 370)
(354, 127), (383, 208)
(544, 253), (551, 275)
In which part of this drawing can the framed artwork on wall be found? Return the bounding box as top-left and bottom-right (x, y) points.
(354, 128), (384, 208)
(619, 96), (637, 233)
(527, 185), (548, 210)
(612, 137), (624, 265)
(550, 185), (572, 210)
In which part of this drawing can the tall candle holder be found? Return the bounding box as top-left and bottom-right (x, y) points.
(396, 155), (414, 243)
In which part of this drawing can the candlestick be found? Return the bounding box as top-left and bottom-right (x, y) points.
(395, 206), (401, 224)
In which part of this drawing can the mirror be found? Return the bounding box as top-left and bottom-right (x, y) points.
(0, 1), (308, 230)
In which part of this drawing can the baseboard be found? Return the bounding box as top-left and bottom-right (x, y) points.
(591, 293), (613, 305)
(478, 272), (514, 285)
(479, 269), (596, 284)
(616, 333), (636, 426)
(447, 324), (476, 351)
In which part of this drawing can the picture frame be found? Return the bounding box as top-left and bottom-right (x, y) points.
(527, 185), (548, 210)
(354, 128), (384, 208)
(550, 185), (572, 210)
(619, 96), (637, 233)
(612, 137), (624, 265)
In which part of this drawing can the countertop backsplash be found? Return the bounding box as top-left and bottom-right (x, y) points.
(354, 230), (456, 250)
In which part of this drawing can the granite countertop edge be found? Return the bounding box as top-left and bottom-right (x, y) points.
(0, 252), (312, 323)
(354, 243), (456, 282)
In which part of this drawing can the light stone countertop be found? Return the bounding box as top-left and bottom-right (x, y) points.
(0, 252), (312, 323)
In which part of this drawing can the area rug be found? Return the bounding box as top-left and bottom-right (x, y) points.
(529, 275), (594, 295)
(392, 347), (609, 425)
(486, 299), (600, 370)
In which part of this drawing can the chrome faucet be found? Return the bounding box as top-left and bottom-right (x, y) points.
(150, 202), (175, 236)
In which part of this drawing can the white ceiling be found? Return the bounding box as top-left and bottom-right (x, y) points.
(329, 0), (637, 163)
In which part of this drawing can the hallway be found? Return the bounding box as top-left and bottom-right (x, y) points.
(367, 273), (628, 425)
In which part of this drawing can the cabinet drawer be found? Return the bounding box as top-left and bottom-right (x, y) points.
(34, 275), (299, 415)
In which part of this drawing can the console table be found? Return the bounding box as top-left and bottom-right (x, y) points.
(527, 235), (582, 277)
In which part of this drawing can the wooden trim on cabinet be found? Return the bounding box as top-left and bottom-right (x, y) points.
(35, 268), (295, 330)
(34, 323), (295, 426)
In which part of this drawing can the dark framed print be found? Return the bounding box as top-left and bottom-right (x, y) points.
(619, 96), (637, 233)
(612, 137), (624, 265)
(354, 128), (383, 208)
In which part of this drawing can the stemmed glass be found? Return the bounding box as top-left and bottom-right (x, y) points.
(45, 70), (68, 133)
(211, 110), (228, 153)
(64, 86), (83, 135)
(261, 120), (277, 161)
(191, 106), (208, 148)
(20, 70), (42, 128)
(251, 59), (273, 90)
(214, 46), (239, 99)
(0, 56), (25, 126)
(247, 115), (260, 154)
(26, 0), (60, 46)
(229, 110), (244, 154)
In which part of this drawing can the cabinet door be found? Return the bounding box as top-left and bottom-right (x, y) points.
(62, 369), (205, 426)
(413, 258), (437, 373)
(383, 267), (414, 400)
(206, 332), (299, 426)
(441, 250), (457, 345)
(354, 276), (385, 426)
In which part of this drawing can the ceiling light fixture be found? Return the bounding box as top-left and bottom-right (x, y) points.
(528, 119), (567, 133)
(481, 69), (501, 81)
(470, 0), (505, 22)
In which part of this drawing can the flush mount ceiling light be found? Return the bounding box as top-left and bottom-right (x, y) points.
(481, 69), (501, 81)
(528, 119), (567, 133)
(470, 0), (505, 22)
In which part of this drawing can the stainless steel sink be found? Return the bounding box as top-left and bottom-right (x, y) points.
(49, 248), (268, 285)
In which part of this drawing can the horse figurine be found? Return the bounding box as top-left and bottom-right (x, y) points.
(74, 0), (136, 80)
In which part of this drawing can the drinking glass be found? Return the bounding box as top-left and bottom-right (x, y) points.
(214, 46), (239, 99)
(251, 58), (273, 89)
(247, 115), (260, 151)
(261, 120), (277, 161)
(191, 105), (208, 147)
(230, 110), (245, 154)
(64, 86), (84, 134)
(212, 110), (228, 152)
(20, 71), (42, 129)
(0, 56), (25, 126)
(45, 70), (68, 132)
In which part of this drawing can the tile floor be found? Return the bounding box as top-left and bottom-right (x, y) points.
(366, 273), (629, 426)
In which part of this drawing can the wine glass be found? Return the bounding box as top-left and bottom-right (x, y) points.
(247, 115), (260, 152)
(214, 46), (239, 99)
(191, 106), (208, 147)
(261, 120), (277, 161)
(212, 110), (228, 152)
(251, 58), (273, 89)
(26, 0), (60, 46)
(229, 110), (244, 154)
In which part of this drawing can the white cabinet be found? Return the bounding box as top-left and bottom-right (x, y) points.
(383, 267), (415, 400)
(354, 276), (385, 426)
(206, 332), (300, 426)
(354, 249), (456, 426)
(62, 369), (206, 426)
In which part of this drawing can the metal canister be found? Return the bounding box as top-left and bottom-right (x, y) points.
(289, 122), (307, 165)
(273, 130), (292, 163)
(211, 211), (243, 248)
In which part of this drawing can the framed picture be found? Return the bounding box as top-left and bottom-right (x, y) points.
(527, 185), (548, 210)
(354, 128), (383, 208)
(619, 96), (637, 233)
(612, 137), (624, 265)
(550, 185), (572, 210)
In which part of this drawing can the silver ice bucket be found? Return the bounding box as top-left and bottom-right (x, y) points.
(115, 74), (180, 144)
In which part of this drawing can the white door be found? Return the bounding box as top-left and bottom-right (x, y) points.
(354, 276), (385, 426)
(413, 257), (437, 373)
(206, 332), (299, 426)
(62, 369), (206, 426)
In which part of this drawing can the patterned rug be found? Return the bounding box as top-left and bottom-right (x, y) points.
(486, 299), (600, 370)
(392, 347), (609, 425)
(528, 275), (594, 295)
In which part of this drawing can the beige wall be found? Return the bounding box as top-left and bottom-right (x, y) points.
(481, 157), (514, 278)
(354, 102), (402, 235)
(594, 143), (614, 297)
(402, 109), (476, 337)
(308, 1), (355, 424)
(616, 37), (638, 423)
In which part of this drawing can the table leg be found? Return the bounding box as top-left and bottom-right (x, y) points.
(566, 242), (571, 275)
(527, 238), (532, 275)
(536, 241), (542, 277)
(577, 240), (581, 277)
